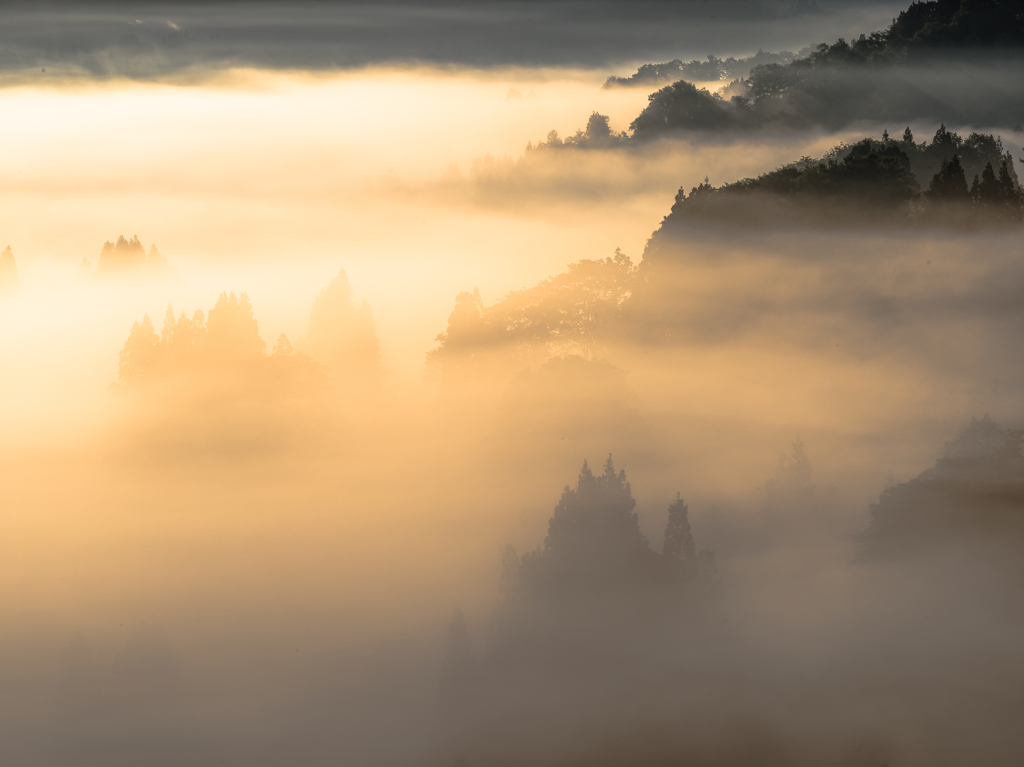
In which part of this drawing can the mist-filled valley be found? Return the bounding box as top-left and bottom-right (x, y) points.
(2, 1), (1024, 766)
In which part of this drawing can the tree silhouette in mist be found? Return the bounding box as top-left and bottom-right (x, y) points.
(116, 291), (323, 391)
(653, 126), (1022, 232)
(926, 154), (969, 200)
(0, 245), (20, 294)
(96, 235), (167, 274)
(629, 81), (735, 138)
(304, 269), (382, 388)
(429, 250), (636, 382)
(438, 458), (718, 761)
(528, 112), (628, 150)
(860, 415), (1024, 558)
(503, 456), (716, 604)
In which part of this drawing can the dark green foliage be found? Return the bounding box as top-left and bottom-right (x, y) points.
(672, 139), (918, 221)
(926, 154), (970, 199)
(891, 0), (1024, 47)
(974, 159), (1024, 220)
(603, 50), (799, 89)
(629, 81), (735, 138)
(604, 1), (1024, 137)
(910, 125), (1015, 184)
(528, 112), (628, 150)
(655, 126), (1022, 231)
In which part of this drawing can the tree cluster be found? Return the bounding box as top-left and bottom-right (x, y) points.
(658, 126), (1022, 229)
(95, 235), (167, 274)
(428, 250), (636, 380)
(527, 112), (628, 152)
(439, 457), (716, 717)
(550, 0), (1024, 141)
(603, 50), (800, 90)
(508, 457), (716, 603)
(116, 291), (319, 389)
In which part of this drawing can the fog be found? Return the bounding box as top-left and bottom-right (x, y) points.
(2, 3), (1024, 766)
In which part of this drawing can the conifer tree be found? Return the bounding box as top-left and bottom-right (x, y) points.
(117, 315), (161, 384)
(662, 493), (695, 562)
(926, 154), (970, 201)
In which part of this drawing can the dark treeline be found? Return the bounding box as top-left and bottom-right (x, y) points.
(538, 0), (1024, 144)
(603, 49), (802, 89)
(657, 125), (1023, 229)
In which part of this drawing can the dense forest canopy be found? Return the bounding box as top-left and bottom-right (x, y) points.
(536, 0), (1024, 145)
(603, 49), (801, 89)
(652, 125), (1023, 229)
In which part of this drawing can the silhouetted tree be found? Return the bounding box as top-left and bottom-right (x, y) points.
(518, 455), (655, 597)
(629, 80), (736, 138)
(926, 154), (970, 200)
(506, 456), (716, 602)
(660, 493), (717, 587)
(662, 493), (695, 562)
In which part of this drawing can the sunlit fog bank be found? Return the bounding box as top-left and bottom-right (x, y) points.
(2, 6), (1024, 763)
(0, 67), (860, 421)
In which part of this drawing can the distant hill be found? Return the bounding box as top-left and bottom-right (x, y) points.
(859, 415), (1024, 559)
(649, 126), (1022, 231)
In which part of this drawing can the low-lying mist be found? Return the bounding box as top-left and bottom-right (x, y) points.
(2, 53), (1023, 767)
